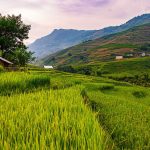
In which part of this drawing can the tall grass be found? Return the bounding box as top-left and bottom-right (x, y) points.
(0, 86), (109, 150)
(1, 71), (150, 149)
(0, 72), (50, 96)
(86, 83), (150, 149)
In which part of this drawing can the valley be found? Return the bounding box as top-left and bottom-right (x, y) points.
(1, 12), (150, 150)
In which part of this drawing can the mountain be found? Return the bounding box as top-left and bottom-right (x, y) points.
(29, 13), (150, 58)
(28, 29), (96, 58)
(41, 23), (150, 66)
(90, 13), (150, 39)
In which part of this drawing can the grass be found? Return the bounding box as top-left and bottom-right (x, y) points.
(84, 83), (150, 149)
(101, 57), (150, 75)
(0, 65), (4, 72)
(0, 72), (50, 96)
(60, 57), (150, 87)
(93, 43), (138, 50)
(0, 85), (110, 150)
(1, 71), (150, 149)
(0, 72), (112, 150)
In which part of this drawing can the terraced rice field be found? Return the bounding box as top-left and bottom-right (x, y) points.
(0, 71), (150, 149)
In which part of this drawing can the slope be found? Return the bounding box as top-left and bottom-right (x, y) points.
(41, 23), (150, 66)
(28, 29), (96, 58)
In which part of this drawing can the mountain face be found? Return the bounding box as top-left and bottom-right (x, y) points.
(29, 29), (96, 58)
(41, 23), (150, 66)
(29, 14), (150, 58)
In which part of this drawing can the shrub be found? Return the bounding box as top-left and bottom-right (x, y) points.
(57, 65), (76, 73)
(99, 84), (114, 91)
(97, 70), (102, 76)
(132, 91), (146, 98)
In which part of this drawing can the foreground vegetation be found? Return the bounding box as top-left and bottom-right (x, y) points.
(0, 72), (50, 96)
(0, 72), (111, 150)
(85, 83), (150, 149)
(1, 86), (108, 150)
(0, 70), (150, 149)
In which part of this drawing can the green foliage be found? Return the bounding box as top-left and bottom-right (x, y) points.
(58, 65), (95, 76)
(132, 91), (146, 98)
(95, 43), (138, 50)
(0, 65), (4, 72)
(68, 52), (72, 56)
(77, 66), (93, 75)
(57, 65), (76, 73)
(99, 83), (114, 91)
(0, 83), (109, 149)
(86, 84), (150, 149)
(12, 47), (35, 66)
(0, 72), (50, 96)
(0, 14), (33, 66)
(102, 57), (150, 74)
(68, 57), (150, 87)
(109, 73), (150, 87)
(1, 71), (150, 149)
(139, 43), (150, 52)
(0, 14), (30, 55)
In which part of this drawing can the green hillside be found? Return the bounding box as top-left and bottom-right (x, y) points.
(65, 56), (150, 74)
(96, 57), (150, 75)
(41, 23), (150, 66)
(58, 57), (150, 87)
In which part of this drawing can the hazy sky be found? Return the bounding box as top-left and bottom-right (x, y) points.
(0, 0), (150, 44)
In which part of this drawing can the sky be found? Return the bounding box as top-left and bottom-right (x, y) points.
(0, 0), (150, 44)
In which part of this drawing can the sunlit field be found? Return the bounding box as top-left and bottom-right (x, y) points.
(1, 4), (150, 150)
(0, 71), (150, 149)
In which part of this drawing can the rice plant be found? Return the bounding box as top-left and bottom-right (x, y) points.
(86, 84), (150, 150)
(0, 86), (110, 150)
(1, 71), (150, 149)
(0, 72), (50, 96)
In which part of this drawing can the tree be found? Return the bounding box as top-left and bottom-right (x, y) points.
(0, 14), (31, 58)
(57, 65), (76, 73)
(140, 44), (150, 52)
(51, 57), (56, 61)
(13, 48), (35, 66)
(68, 53), (72, 57)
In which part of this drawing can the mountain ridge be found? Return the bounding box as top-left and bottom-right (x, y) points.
(29, 13), (150, 58)
(41, 23), (150, 66)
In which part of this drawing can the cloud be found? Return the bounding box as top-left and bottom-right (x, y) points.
(56, 0), (111, 7)
(0, 0), (149, 43)
(53, 0), (112, 14)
